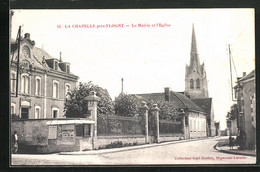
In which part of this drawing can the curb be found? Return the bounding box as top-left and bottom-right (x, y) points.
(60, 137), (215, 155)
(214, 143), (256, 157)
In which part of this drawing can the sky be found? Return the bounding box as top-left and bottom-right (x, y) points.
(11, 9), (255, 130)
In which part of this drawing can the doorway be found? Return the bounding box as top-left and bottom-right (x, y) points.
(21, 107), (29, 119)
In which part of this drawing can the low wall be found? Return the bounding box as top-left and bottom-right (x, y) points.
(11, 119), (93, 153)
(159, 133), (184, 142)
(97, 135), (146, 148)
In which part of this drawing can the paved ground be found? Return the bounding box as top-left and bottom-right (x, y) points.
(11, 137), (256, 166)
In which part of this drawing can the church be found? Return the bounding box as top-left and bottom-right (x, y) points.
(184, 24), (216, 137)
(132, 24), (216, 138)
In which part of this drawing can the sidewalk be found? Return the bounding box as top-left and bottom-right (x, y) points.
(215, 144), (256, 157)
(60, 137), (216, 155)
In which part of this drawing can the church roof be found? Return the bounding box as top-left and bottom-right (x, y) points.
(189, 24), (201, 73)
(191, 98), (212, 116)
(133, 91), (205, 113)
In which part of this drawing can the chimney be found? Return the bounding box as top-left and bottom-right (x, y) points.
(164, 87), (170, 102)
(24, 33), (30, 40)
(60, 52), (63, 62)
(121, 78), (124, 94)
(243, 72), (246, 77)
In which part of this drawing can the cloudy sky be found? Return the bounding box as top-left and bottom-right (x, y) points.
(11, 9), (255, 129)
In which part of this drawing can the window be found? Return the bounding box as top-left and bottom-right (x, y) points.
(35, 77), (41, 95)
(11, 103), (15, 115)
(21, 74), (30, 94)
(53, 80), (59, 98)
(196, 78), (200, 89)
(52, 107), (59, 118)
(66, 65), (70, 73)
(65, 83), (71, 98)
(11, 72), (16, 92)
(75, 124), (84, 137)
(75, 124), (91, 137)
(84, 124), (91, 137)
(54, 61), (58, 70)
(22, 45), (31, 58)
(190, 79), (194, 89)
(35, 106), (41, 119)
(21, 107), (29, 119)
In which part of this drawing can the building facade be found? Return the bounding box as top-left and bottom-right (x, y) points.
(10, 33), (78, 119)
(235, 70), (255, 149)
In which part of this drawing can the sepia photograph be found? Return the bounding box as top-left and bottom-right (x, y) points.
(9, 9), (255, 165)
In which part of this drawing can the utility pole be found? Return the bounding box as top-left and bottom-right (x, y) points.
(15, 26), (21, 97)
(228, 44), (234, 101)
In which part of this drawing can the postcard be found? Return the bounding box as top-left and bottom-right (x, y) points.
(10, 9), (255, 165)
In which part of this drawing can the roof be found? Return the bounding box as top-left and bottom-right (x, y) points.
(10, 37), (77, 77)
(191, 98), (212, 115)
(238, 70), (255, 82)
(133, 91), (205, 113)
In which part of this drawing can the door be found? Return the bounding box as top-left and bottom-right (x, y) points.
(21, 107), (29, 119)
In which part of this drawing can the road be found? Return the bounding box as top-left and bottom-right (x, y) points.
(11, 137), (256, 165)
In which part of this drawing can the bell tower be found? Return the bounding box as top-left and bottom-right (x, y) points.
(185, 24), (209, 99)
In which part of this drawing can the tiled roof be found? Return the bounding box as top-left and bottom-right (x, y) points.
(133, 91), (205, 113)
(191, 98), (212, 115)
(11, 39), (76, 76)
(238, 70), (255, 82)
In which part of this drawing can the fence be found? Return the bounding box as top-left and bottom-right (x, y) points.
(159, 120), (183, 135)
(97, 114), (144, 136)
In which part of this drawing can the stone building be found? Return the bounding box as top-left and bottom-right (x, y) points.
(184, 24), (215, 136)
(10, 33), (78, 119)
(234, 70), (255, 149)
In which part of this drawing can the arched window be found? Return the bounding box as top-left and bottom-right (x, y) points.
(21, 74), (30, 94)
(190, 79), (194, 89)
(196, 78), (200, 89)
(65, 83), (71, 98)
(35, 76), (41, 95)
(53, 80), (59, 98)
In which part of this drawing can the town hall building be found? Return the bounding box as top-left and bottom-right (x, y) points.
(10, 33), (78, 119)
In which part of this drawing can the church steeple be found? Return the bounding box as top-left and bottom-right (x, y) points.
(190, 24), (200, 72)
(185, 24), (209, 99)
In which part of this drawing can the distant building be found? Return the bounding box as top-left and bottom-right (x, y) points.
(184, 24), (215, 136)
(10, 33), (78, 119)
(214, 122), (220, 136)
(234, 70), (255, 149)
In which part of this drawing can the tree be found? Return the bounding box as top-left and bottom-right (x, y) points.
(145, 98), (179, 120)
(64, 81), (115, 118)
(227, 104), (238, 120)
(114, 93), (139, 117)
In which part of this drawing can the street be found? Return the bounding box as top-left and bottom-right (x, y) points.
(11, 137), (256, 165)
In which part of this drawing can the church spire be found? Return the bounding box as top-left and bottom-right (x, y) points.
(190, 24), (200, 70)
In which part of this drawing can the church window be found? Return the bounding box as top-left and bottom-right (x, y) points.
(190, 79), (194, 89)
(196, 78), (200, 89)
